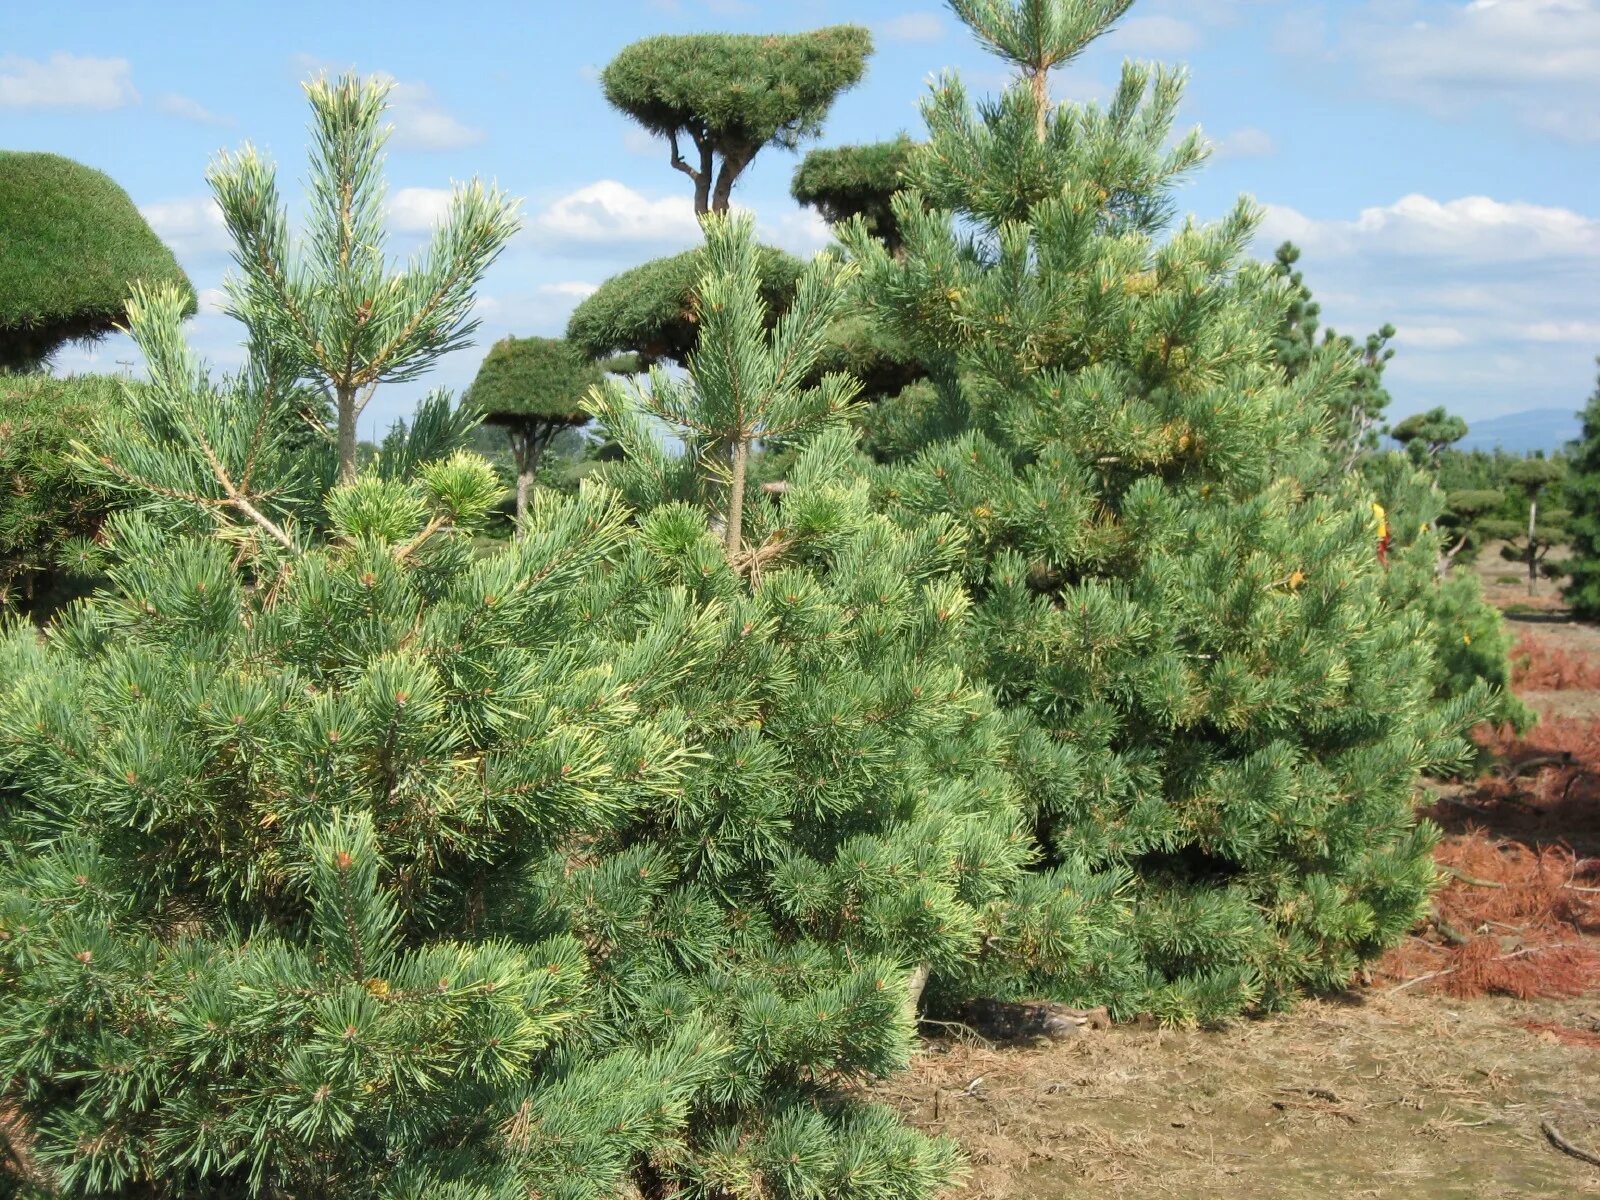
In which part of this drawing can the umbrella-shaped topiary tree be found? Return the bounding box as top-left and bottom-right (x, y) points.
(0, 152), (195, 371)
(791, 137), (919, 255)
(566, 244), (803, 366)
(602, 25), (873, 216)
(464, 336), (602, 518)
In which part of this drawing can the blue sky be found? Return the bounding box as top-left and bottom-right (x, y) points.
(3, 0), (1597, 435)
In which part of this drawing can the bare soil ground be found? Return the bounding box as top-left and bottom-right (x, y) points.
(877, 545), (1600, 1198)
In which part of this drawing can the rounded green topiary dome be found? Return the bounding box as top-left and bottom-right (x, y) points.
(566, 245), (804, 366)
(464, 336), (601, 425)
(0, 151), (196, 370)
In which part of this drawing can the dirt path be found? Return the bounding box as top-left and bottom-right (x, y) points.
(880, 993), (1600, 1199)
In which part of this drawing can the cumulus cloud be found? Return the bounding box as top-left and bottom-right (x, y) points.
(527, 180), (703, 251)
(1516, 319), (1600, 342)
(1259, 194), (1600, 263)
(384, 78), (486, 151)
(1285, 1), (1600, 141)
(0, 52), (138, 110)
(538, 281), (600, 300)
(524, 180), (834, 261)
(292, 56), (484, 151)
(759, 209), (833, 258)
(1395, 325), (1470, 349)
(141, 196), (230, 257)
(388, 186), (455, 233)
(1256, 192), (1600, 420)
(876, 12), (946, 43)
(196, 287), (230, 315)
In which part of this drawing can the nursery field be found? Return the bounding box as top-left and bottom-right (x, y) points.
(5, 1), (1597, 1194)
(877, 549), (1600, 1199)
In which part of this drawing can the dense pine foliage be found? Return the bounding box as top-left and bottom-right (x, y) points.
(839, 0), (1486, 1021)
(0, 2), (1575, 1196)
(1563, 359), (1600, 618)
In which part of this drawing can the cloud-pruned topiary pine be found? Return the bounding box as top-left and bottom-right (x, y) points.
(1485, 456), (1569, 596)
(0, 152), (194, 372)
(0, 374), (125, 611)
(1391, 406), (1470, 468)
(602, 25), (872, 215)
(792, 137), (919, 255)
(464, 337), (601, 518)
(566, 243), (803, 366)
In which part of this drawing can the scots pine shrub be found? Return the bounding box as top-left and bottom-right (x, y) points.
(841, 0), (1486, 1022)
(0, 83), (1018, 1197)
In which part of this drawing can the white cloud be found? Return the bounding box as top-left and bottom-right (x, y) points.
(196, 287), (230, 315)
(538, 281), (600, 300)
(760, 208), (833, 258)
(1515, 320), (1600, 342)
(1395, 325), (1470, 349)
(385, 78), (485, 151)
(141, 196), (230, 257)
(877, 12), (946, 43)
(1212, 127), (1277, 160)
(0, 52), (138, 110)
(1259, 194), (1600, 264)
(527, 180), (703, 250)
(1287, 1), (1600, 141)
(388, 186), (455, 233)
(1255, 192), (1600, 421)
(155, 92), (231, 126)
(1105, 14), (1201, 54)
(623, 128), (660, 158)
(292, 57), (484, 151)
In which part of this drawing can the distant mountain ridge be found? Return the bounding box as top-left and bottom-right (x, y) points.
(1450, 408), (1579, 455)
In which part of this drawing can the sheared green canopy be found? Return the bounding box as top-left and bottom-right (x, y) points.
(0, 152), (194, 370)
(464, 336), (601, 425)
(566, 245), (804, 365)
(464, 336), (602, 517)
(602, 26), (872, 214)
(792, 137), (918, 251)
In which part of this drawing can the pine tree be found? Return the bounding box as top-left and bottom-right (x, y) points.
(464, 337), (600, 519)
(603, 27), (872, 216)
(566, 244), (803, 367)
(1391, 407), (1469, 468)
(839, 0), (1484, 1021)
(1269, 241), (1395, 467)
(0, 152), (194, 372)
(1562, 358), (1600, 618)
(1269, 245), (1525, 730)
(791, 138), (919, 256)
(208, 73), (518, 484)
(0, 86), (1022, 1196)
(1485, 457), (1568, 596)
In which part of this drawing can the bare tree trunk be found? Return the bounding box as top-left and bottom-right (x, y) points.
(515, 435), (532, 523)
(1528, 497), (1539, 595)
(337, 384), (359, 485)
(510, 425), (551, 525)
(711, 144), (754, 214)
(725, 437), (749, 556)
(695, 137), (713, 217)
